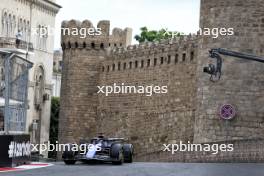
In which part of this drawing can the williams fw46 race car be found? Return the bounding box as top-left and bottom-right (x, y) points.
(62, 136), (134, 165)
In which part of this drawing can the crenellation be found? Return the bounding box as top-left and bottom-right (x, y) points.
(61, 19), (131, 50)
(100, 35), (198, 75)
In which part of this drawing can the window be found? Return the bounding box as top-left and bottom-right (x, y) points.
(147, 59), (150, 67)
(12, 16), (16, 37)
(167, 55), (171, 64)
(141, 60), (144, 68)
(112, 64), (115, 71)
(36, 24), (48, 50)
(123, 63), (126, 70)
(2, 13), (7, 37)
(118, 62), (121, 71)
(182, 53), (186, 62)
(100, 43), (104, 49)
(91, 42), (95, 48)
(8, 14), (12, 37)
(135, 61), (138, 68)
(102, 66), (105, 72)
(175, 54), (178, 64)
(160, 57), (164, 65)
(107, 65), (110, 72)
(190, 51), (194, 61)
(1, 68), (4, 81)
(129, 62), (132, 69)
(154, 58), (157, 66)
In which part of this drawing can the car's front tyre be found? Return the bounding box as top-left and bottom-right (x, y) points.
(62, 144), (78, 165)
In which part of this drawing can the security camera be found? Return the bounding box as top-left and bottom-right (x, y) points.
(203, 63), (216, 75)
(203, 49), (223, 82)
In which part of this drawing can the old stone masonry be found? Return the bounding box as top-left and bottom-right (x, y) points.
(58, 0), (264, 162)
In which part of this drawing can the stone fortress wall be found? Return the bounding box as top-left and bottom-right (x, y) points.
(59, 0), (264, 162)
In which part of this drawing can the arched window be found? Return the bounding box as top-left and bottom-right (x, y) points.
(3, 12), (8, 37)
(26, 21), (30, 41)
(23, 19), (26, 40)
(8, 14), (12, 37)
(12, 15), (16, 37)
(18, 18), (22, 32)
(34, 66), (45, 108)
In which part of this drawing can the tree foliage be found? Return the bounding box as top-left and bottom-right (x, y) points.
(134, 27), (182, 43)
(48, 97), (60, 159)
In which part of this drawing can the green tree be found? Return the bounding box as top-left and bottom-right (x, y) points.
(134, 27), (182, 43)
(48, 97), (60, 159)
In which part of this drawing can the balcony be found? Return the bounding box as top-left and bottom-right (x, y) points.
(0, 37), (34, 52)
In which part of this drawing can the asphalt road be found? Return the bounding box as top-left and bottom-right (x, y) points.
(2, 162), (264, 176)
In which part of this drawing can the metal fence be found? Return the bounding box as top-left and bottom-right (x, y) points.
(0, 50), (32, 133)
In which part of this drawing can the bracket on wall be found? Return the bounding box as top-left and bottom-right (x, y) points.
(203, 48), (264, 82)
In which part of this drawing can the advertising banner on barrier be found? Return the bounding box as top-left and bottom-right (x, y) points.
(0, 134), (31, 167)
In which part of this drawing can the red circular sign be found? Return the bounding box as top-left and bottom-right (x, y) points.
(219, 104), (236, 120)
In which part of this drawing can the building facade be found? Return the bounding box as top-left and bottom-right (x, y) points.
(0, 0), (60, 157)
(59, 0), (264, 162)
(52, 49), (62, 97)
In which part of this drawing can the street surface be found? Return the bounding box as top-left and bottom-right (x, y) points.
(2, 162), (264, 176)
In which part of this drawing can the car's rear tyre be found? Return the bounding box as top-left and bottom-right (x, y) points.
(112, 149), (124, 165)
(64, 160), (76, 165)
(123, 144), (133, 163)
(111, 144), (124, 165)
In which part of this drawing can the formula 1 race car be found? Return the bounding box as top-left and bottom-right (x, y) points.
(62, 135), (134, 165)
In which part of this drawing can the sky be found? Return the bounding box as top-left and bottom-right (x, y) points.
(54, 0), (200, 49)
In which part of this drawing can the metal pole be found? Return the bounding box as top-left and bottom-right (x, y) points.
(214, 48), (264, 63)
(4, 53), (15, 134)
